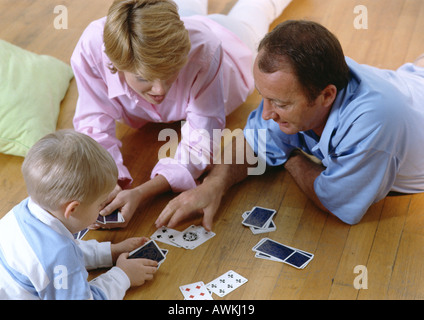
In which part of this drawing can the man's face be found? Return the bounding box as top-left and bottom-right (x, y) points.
(253, 52), (332, 136)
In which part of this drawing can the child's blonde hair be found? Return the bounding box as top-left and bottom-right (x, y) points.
(22, 130), (118, 212)
(104, 0), (191, 81)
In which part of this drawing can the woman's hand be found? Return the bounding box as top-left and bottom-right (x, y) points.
(96, 175), (172, 229)
(98, 187), (144, 228)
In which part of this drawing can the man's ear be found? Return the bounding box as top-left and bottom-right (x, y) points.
(320, 84), (337, 108)
(64, 201), (81, 219)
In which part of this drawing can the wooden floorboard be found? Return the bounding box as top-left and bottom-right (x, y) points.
(1, 0), (424, 300)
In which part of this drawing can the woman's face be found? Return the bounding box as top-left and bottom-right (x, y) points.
(123, 71), (179, 105)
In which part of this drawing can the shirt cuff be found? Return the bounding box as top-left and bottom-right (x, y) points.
(90, 266), (131, 300)
(151, 158), (197, 192)
(77, 239), (113, 270)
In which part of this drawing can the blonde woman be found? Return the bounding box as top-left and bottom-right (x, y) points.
(71, 0), (291, 227)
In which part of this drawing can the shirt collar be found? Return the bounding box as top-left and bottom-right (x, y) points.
(100, 45), (133, 99)
(311, 91), (344, 156)
(311, 63), (360, 156)
(27, 198), (74, 241)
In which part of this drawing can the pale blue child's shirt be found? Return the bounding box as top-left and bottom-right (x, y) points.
(244, 57), (424, 224)
(0, 198), (130, 299)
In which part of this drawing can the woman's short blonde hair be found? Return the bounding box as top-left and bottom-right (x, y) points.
(22, 130), (118, 212)
(104, 0), (191, 81)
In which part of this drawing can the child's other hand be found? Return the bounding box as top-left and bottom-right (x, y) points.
(116, 253), (158, 287)
(111, 237), (149, 263)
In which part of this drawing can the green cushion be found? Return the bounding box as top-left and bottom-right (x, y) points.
(0, 39), (73, 157)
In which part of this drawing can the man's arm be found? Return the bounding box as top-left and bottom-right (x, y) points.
(284, 149), (329, 213)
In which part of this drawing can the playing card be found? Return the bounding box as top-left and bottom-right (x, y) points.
(171, 225), (216, 250)
(285, 250), (313, 269)
(179, 281), (213, 300)
(241, 211), (249, 220)
(255, 251), (278, 261)
(206, 270), (248, 297)
(251, 220), (276, 234)
(97, 209), (124, 224)
(151, 226), (183, 247)
(128, 240), (166, 268)
(242, 210), (276, 234)
(252, 237), (294, 259)
(73, 228), (89, 240)
(105, 209), (124, 223)
(252, 238), (313, 269)
(96, 214), (105, 224)
(242, 206), (276, 229)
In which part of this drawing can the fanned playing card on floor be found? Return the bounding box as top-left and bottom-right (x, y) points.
(151, 225), (215, 250)
(171, 225), (216, 250)
(151, 226), (183, 248)
(179, 281), (213, 300)
(252, 238), (314, 269)
(205, 270), (248, 298)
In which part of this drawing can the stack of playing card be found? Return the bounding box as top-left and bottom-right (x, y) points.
(179, 270), (248, 300)
(252, 238), (314, 269)
(128, 239), (168, 268)
(96, 209), (125, 224)
(151, 225), (215, 250)
(242, 206), (277, 234)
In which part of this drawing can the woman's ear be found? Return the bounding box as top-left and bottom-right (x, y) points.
(64, 201), (81, 219)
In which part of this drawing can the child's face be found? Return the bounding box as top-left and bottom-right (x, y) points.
(123, 71), (179, 105)
(69, 192), (110, 234)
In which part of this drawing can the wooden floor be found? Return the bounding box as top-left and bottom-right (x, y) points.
(1, 0), (424, 300)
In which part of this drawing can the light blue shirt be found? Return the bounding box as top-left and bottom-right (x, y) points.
(244, 57), (424, 224)
(0, 198), (130, 299)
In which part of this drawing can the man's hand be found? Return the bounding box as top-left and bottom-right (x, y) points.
(155, 134), (255, 231)
(155, 176), (225, 231)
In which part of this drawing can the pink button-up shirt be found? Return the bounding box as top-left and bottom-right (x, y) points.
(71, 16), (254, 191)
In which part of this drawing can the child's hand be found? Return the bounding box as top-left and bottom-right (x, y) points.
(111, 237), (149, 263)
(116, 253), (158, 287)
